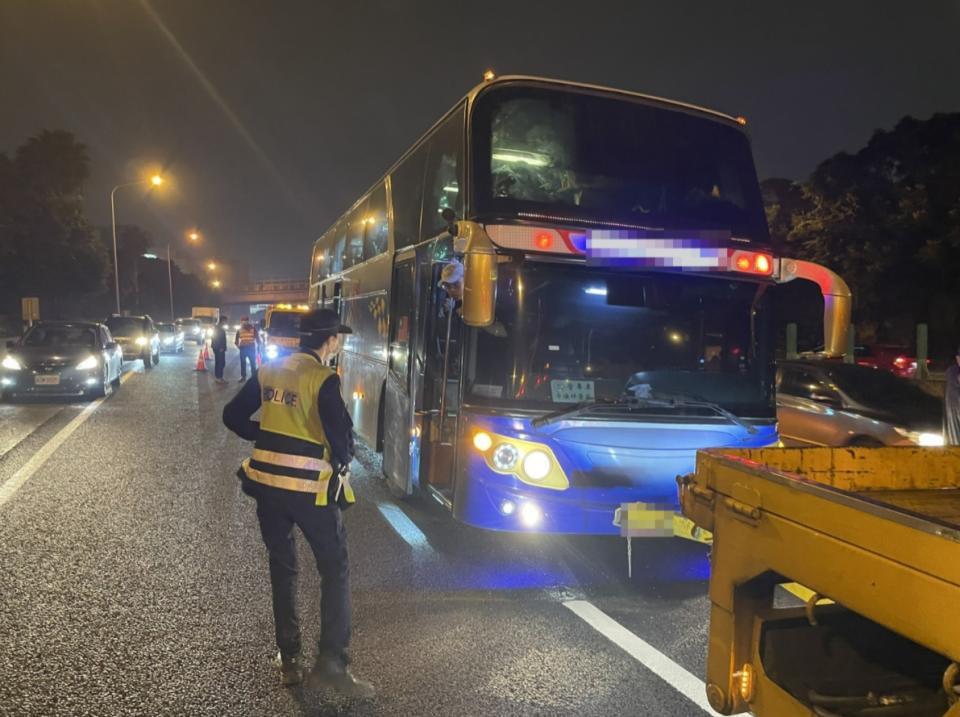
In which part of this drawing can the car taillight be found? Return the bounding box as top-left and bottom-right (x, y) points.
(893, 356), (909, 368)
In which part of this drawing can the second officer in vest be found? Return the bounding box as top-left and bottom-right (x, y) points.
(222, 308), (374, 698)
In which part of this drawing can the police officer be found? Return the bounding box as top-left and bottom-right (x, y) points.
(222, 308), (374, 697)
(234, 315), (260, 382)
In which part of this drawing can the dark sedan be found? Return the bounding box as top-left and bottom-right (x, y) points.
(1, 322), (123, 400)
(777, 360), (943, 447)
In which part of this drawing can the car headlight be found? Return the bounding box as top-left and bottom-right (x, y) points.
(163, 337), (174, 345)
(2, 355), (23, 371)
(894, 427), (944, 446)
(266, 344), (279, 360)
(492, 443), (520, 471)
(206, 328), (214, 337)
(522, 450), (552, 481)
(135, 336), (147, 346)
(75, 355), (99, 371)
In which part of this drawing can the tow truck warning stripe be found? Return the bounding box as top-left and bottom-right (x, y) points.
(563, 600), (720, 715)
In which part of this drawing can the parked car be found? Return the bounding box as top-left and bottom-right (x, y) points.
(177, 317), (205, 344)
(105, 314), (160, 369)
(853, 344), (930, 378)
(1, 321), (123, 400)
(776, 360), (943, 447)
(157, 322), (185, 353)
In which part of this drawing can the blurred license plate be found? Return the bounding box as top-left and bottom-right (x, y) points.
(35, 375), (60, 385)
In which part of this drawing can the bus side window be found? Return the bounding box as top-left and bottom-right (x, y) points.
(389, 263), (415, 384)
(344, 210), (364, 269)
(332, 225), (346, 274)
(422, 105), (464, 237)
(363, 184), (388, 260)
(391, 143), (428, 250)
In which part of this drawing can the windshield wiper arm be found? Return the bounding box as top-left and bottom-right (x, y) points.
(638, 391), (757, 434)
(531, 398), (623, 428)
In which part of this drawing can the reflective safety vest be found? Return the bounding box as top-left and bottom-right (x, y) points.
(237, 324), (257, 347)
(241, 351), (355, 507)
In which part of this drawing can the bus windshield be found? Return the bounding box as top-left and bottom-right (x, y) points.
(465, 262), (774, 418)
(472, 84), (769, 242)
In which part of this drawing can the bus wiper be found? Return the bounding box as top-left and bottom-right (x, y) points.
(636, 391), (757, 435)
(531, 398), (626, 428)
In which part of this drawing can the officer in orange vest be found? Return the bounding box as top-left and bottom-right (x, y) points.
(234, 315), (261, 382)
(222, 308), (373, 697)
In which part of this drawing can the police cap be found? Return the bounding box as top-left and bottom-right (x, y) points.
(299, 308), (352, 336)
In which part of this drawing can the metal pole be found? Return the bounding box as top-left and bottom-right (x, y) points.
(438, 305), (454, 433)
(110, 185), (121, 314)
(167, 242), (175, 321)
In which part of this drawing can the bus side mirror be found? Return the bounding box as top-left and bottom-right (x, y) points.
(457, 221), (497, 327)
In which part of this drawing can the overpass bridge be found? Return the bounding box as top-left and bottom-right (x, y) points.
(222, 278), (309, 307)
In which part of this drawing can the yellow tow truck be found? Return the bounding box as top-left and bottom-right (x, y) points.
(679, 446), (960, 716)
(262, 303), (309, 362)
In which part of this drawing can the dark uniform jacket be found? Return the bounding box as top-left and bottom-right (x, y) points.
(211, 325), (228, 352)
(222, 352), (355, 471)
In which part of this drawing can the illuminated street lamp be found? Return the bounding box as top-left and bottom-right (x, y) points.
(211, 279), (222, 289)
(188, 230), (200, 241)
(110, 173), (164, 314)
(207, 261), (217, 271)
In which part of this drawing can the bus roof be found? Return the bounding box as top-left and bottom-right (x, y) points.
(314, 75), (752, 243)
(464, 75), (747, 127)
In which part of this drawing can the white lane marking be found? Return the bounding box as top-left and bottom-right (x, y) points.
(563, 600), (719, 715)
(0, 405), (61, 458)
(376, 502), (432, 550)
(0, 370), (135, 510)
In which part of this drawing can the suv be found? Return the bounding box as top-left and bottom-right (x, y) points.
(105, 315), (160, 369)
(177, 317), (205, 344)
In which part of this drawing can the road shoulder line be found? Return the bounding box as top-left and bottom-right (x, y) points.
(0, 370), (134, 510)
(563, 599), (718, 714)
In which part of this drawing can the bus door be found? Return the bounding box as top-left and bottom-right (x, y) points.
(383, 258), (417, 495)
(418, 262), (462, 491)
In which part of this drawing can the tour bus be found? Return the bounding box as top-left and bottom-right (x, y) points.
(308, 75), (849, 535)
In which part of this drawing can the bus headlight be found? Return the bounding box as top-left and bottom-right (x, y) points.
(474, 430), (569, 491)
(492, 443), (520, 471)
(522, 450), (551, 481)
(519, 502), (543, 528)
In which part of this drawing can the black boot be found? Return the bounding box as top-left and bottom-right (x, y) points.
(309, 652), (375, 698)
(274, 651), (304, 687)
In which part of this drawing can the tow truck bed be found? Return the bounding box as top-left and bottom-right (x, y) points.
(679, 447), (960, 717)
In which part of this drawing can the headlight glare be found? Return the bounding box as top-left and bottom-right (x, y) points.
(2, 355), (23, 371)
(75, 356), (99, 371)
(522, 450), (551, 480)
(492, 443), (520, 471)
(894, 427), (944, 446)
(163, 337), (174, 345)
(135, 336), (147, 346)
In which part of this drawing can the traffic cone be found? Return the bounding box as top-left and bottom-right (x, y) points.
(195, 348), (207, 372)
(203, 343), (211, 361)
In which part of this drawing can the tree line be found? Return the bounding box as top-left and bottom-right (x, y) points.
(763, 112), (960, 357)
(0, 130), (214, 332)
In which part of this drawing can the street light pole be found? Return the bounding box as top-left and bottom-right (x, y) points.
(109, 175), (163, 315)
(166, 242), (175, 321)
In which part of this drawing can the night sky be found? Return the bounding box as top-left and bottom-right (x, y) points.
(2, 1), (958, 279)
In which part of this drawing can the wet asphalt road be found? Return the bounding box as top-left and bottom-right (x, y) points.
(0, 347), (716, 717)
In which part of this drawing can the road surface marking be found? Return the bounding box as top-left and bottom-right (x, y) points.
(376, 503), (432, 550)
(0, 370), (135, 510)
(0, 405), (62, 459)
(563, 600), (719, 715)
